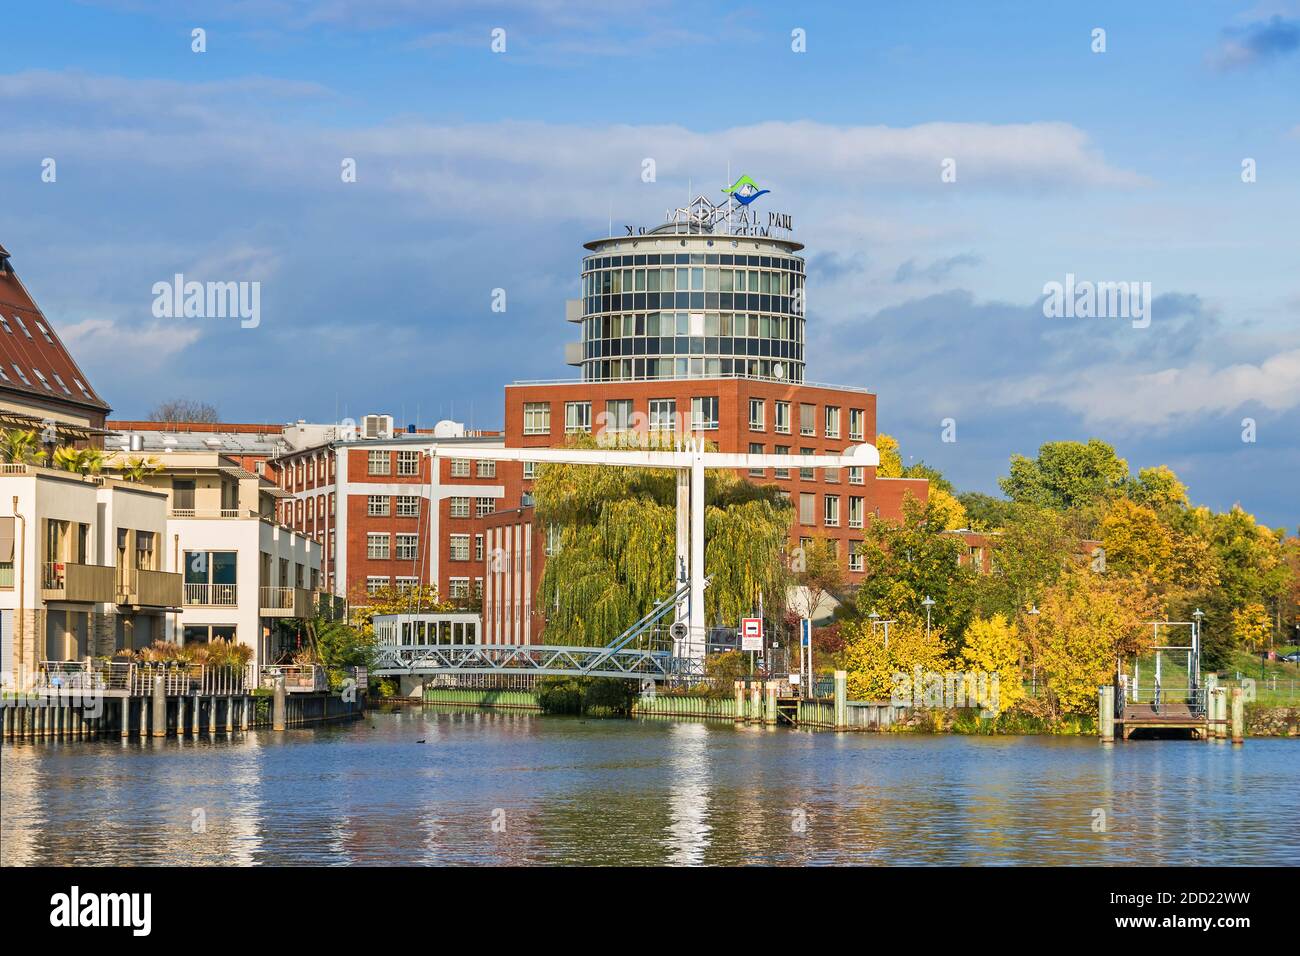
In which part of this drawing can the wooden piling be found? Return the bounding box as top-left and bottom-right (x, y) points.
(273, 678), (286, 731)
(1231, 687), (1244, 745)
(833, 670), (847, 730)
(1098, 685), (1115, 742)
(733, 681), (745, 722)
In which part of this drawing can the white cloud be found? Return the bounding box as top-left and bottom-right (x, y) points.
(60, 318), (202, 370)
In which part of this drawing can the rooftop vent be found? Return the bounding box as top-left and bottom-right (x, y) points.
(363, 414), (394, 439)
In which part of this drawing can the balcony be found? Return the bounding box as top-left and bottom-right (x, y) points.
(260, 585), (314, 618)
(117, 568), (183, 608)
(41, 562), (116, 603)
(184, 582), (238, 606)
(0, 560), (12, 588)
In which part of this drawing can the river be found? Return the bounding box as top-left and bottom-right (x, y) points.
(2, 708), (1296, 865)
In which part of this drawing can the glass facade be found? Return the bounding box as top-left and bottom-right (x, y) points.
(578, 240), (806, 383)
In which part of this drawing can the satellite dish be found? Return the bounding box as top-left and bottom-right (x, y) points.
(772, 362), (785, 379)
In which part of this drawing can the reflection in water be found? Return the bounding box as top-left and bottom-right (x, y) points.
(664, 722), (711, 865)
(3, 709), (1297, 866)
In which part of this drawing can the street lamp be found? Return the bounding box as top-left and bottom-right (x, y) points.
(869, 610), (892, 649)
(922, 596), (935, 640)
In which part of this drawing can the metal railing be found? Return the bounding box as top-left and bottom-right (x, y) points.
(259, 664), (328, 693)
(184, 582), (237, 606)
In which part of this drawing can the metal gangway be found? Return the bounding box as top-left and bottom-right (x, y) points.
(371, 580), (706, 682)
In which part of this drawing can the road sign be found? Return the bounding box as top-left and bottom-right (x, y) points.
(741, 617), (763, 651)
(800, 618), (812, 647)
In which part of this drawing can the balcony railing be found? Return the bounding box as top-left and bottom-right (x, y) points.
(169, 508), (247, 519)
(259, 663), (329, 693)
(184, 582), (238, 606)
(117, 568), (183, 607)
(41, 562), (116, 602)
(0, 561), (12, 588)
(260, 585), (314, 618)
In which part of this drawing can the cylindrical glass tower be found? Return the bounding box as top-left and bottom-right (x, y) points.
(577, 222), (806, 383)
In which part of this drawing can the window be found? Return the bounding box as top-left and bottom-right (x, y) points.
(749, 398), (765, 431)
(800, 448), (814, 481)
(476, 497), (495, 517)
(775, 445), (790, 479)
(799, 493), (816, 526)
(396, 534), (419, 561)
(366, 576), (389, 596)
(691, 396), (719, 430)
(398, 451), (421, 475)
(849, 466), (865, 485)
(604, 399), (633, 433)
(449, 578), (470, 599)
(824, 495), (840, 527)
(366, 533), (390, 560)
(799, 403), (816, 436)
(11, 364), (30, 386)
(477, 459), (495, 478)
(849, 408), (865, 442)
(565, 401), (592, 433)
(748, 442), (765, 477)
(475, 534), (484, 562)
(775, 401), (791, 434)
(36, 322), (54, 344)
(183, 550), (237, 605)
(135, 531), (156, 571)
(649, 399), (676, 432)
(13, 316), (32, 338)
(74, 378), (92, 398)
(449, 496), (470, 518)
(849, 541), (864, 572)
(523, 461), (537, 480)
(0, 366), (7, 383)
(825, 406), (841, 439)
(0, 315), (9, 334)
(849, 496), (864, 529)
(367, 495), (389, 517)
(395, 576), (419, 593)
(52, 372), (71, 395)
(523, 402), (551, 435)
(450, 459), (470, 478)
(397, 495), (421, 517)
(449, 534), (471, 561)
(367, 451), (390, 475)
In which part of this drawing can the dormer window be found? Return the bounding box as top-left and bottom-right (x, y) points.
(32, 368), (52, 390)
(12, 364), (31, 385)
(0, 316), (11, 333)
(13, 316), (32, 339)
(36, 322), (54, 344)
(74, 378), (92, 397)
(52, 372), (71, 395)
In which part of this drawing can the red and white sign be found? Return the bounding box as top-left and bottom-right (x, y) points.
(740, 617), (763, 652)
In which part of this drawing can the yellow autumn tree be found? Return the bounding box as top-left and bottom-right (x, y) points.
(1231, 602), (1270, 652)
(960, 614), (1025, 714)
(839, 614), (947, 701)
(1100, 498), (1177, 586)
(1032, 564), (1157, 716)
(876, 433), (903, 477)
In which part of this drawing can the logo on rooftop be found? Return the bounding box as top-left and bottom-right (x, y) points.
(722, 174), (770, 206)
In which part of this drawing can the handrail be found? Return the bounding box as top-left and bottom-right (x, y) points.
(584, 577), (707, 671)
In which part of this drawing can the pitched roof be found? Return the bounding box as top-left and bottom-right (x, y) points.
(0, 244), (111, 414)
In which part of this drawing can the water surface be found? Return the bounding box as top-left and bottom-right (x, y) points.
(3, 708), (1296, 865)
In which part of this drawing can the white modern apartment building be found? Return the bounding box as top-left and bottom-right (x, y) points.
(124, 450), (327, 667)
(1, 463), (181, 689)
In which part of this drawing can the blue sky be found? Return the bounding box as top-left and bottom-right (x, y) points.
(1, 0), (1297, 526)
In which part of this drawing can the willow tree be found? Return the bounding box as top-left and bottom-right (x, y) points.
(535, 435), (793, 646)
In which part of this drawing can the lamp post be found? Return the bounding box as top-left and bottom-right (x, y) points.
(869, 610), (893, 650)
(1027, 604), (1040, 693)
(922, 596), (935, 640)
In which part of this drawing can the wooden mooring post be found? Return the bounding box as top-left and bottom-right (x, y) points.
(733, 681), (745, 723)
(833, 670), (848, 731)
(1098, 685), (1115, 742)
(1230, 686), (1244, 745)
(273, 678), (287, 731)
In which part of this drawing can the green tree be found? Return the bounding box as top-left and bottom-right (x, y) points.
(999, 439), (1130, 513)
(535, 435), (793, 646)
(851, 493), (976, 649)
(972, 503), (1079, 619)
